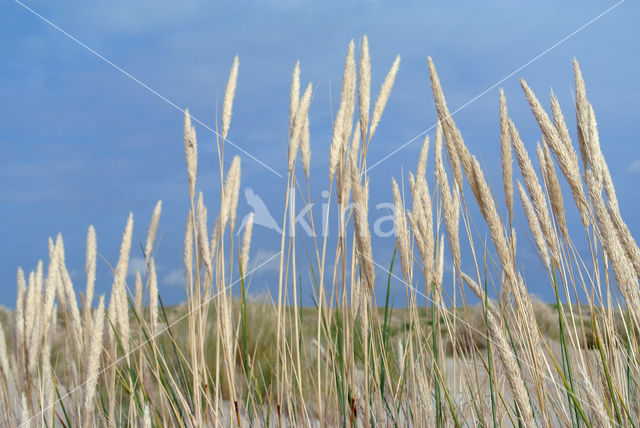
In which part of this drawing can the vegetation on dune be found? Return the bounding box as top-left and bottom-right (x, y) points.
(1, 36), (640, 426)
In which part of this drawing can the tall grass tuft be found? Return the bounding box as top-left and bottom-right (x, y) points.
(2, 39), (640, 427)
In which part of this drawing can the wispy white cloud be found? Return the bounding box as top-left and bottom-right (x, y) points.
(69, 269), (81, 281)
(128, 256), (147, 277)
(250, 249), (280, 275)
(163, 268), (184, 287)
(627, 160), (640, 174)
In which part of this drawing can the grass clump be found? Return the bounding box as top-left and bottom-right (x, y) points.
(1, 37), (640, 427)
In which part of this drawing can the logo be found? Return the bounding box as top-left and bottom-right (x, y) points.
(238, 187), (397, 238)
(238, 187), (282, 235)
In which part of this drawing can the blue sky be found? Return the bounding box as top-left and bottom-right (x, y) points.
(1, 1), (638, 307)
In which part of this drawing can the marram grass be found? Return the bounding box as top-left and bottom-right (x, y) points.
(1, 38), (639, 427)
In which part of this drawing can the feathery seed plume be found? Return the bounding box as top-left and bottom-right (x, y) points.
(300, 114), (311, 179)
(329, 40), (356, 181)
(416, 134), (429, 180)
(56, 234), (82, 348)
(521, 78), (589, 228)
(339, 125), (360, 207)
(16, 268), (26, 354)
(84, 225), (97, 326)
(392, 179), (412, 282)
(549, 91), (572, 154)
(184, 109), (198, 201)
(540, 141), (568, 241)
(436, 236), (445, 288)
(435, 124), (461, 270)
(350, 157), (375, 289)
(109, 213), (133, 353)
(289, 83), (313, 171)
(427, 57), (465, 190)
(289, 60), (300, 138)
(221, 156), (242, 232)
(586, 170), (640, 320)
(241, 212), (254, 276)
(228, 157), (242, 232)
(149, 258), (158, 337)
(608, 203), (640, 279)
(358, 35), (371, 141)
(83, 295), (105, 425)
(134, 271), (143, 321)
(578, 366), (609, 427)
(0, 324), (11, 394)
(221, 55), (239, 141)
(196, 192), (212, 274)
(509, 120), (557, 262)
(184, 210), (194, 281)
(409, 136), (434, 285)
(573, 59), (596, 175)
(499, 89), (514, 225)
(369, 55), (400, 142)
(517, 181), (551, 271)
(145, 200), (162, 265)
(470, 158), (512, 283)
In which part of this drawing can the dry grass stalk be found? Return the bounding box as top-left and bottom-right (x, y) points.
(34, 242), (59, 375)
(608, 205), (640, 278)
(289, 83), (313, 172)
(406, 135), (434, 285)
(350, 151), (375, 289)
(145, 200), (162, 265)
(221, 55), (239, 141)
(329, 40), (356, 181)
(578, 367), (609, 427)
(110, 213), (133, 355)
(518, 181), (551, 271)
(143, 404), (151, 428)
(499, 89), (514, 226)
(0, 322), (10, 388)
(184, 209), (194, 285)
(509, 120), (558, 266)
(84, 226), (97, 329)
(435, 123), (461, 270)
(149, 259), (158, 337)
(183, 110), (198, 202)
(15, 268), (26, 359)
(436, 236), (445, 287)
(50, 237), (67, 316)
(358, 35), (371, 142)
(241, 212), (254, 274)
(540, 141), (569, 241)
(134, 271), (143, 323)
(470, 157), (513, 286)
(586, 170), (640, 324)
(196, 193), (212, 276)
(24, 266), (42, 374)
(549, 91), (572, 155)
(221, 156), (242, 232)
(520, 79), (589, 228)
(368, 54), (400, 143)
(300, 114), (311, 180)
(392, 179), (412, 283)
(336, 124), (360, 216)
(83, 296), (105, 426)
(461, 273), (535, 427)
(427, 57), (475, 193)
(573, 60), (604, 184)
(289, 61), (300, 137)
